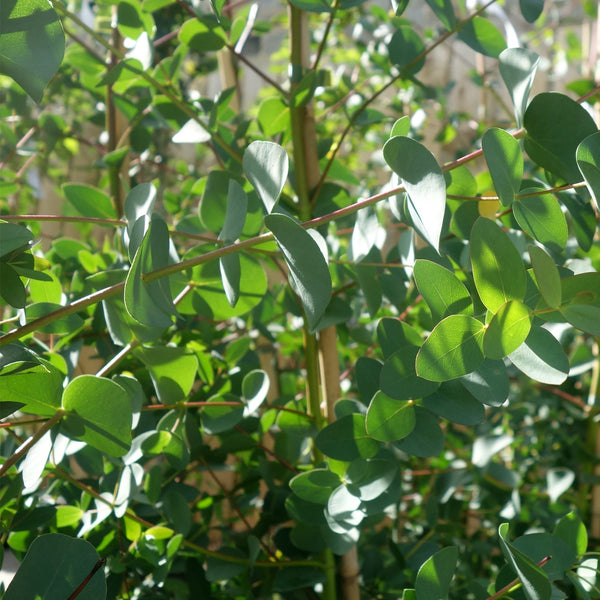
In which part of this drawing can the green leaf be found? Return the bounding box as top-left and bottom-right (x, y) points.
(0, 222), (33, 257)
(124, 215), (177, 328)
(0, 263), (26, 308)
(387, 27), (425, 74)
(265, 213), (332, 331)
(201, 394), (244, 434)
(577, 131), (600, 207)
(62, 375), (132, 457)
(554, 512), (587, 556)
(258, 97), (290, 137)
(483, 300), (532, 360)
(380, 346), (440, 400)
(513, 190), (568, 252)
(135, 346), (198, 403)
(219, 253), (241, 307)
(424, 0), (457, 30)
(508, 326), (569, 385)
(242, 369), (269, 415)
(561, 303), (600, 336)
(520, 0), (545, 22)
(377, 318), (422, 358)
(4, 534), (105, 600)
(416, 315), (486, 381)
(218, 180), (247, 243)
(273, 567), (327, 592)
(366, 391), (416, 442)
(461, 359), (509, 407)
(0, 360), (63, 417)
(560, 191), (596, 252)
(499, 48), (540, 127)
(62, 184), (117, 220)
(124, 182), (156, 231)
(199, 171), (238, 233)
(243, 141), (288, 213)
(394, 406), (444, 457)
(315, 414), (380, 461)
(205, 548), (247, 582)
(178, 17), (226, 52)
(498, 523), (552, 600)
(414, 259), (472, 321)
(25, 302), (84, 335)
(482, 128), (523, 206)
(383, 136), (447, 251)
(288, 0), (335, 12)
(415, 546), (458, 600)
(290, 469), (341, 504)
(529, 246), (561, 309)
(470, 217), (527, 312)
(391, 116), (411, 137)
(423, 380), (485, 425)
(345, 458), (398, 501)
(524, 92), (597, 184)
(117, 0), (155, 40)
(0, 0), (65, 103)
(457, 16), (506, 58)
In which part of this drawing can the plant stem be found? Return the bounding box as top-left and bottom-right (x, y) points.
(0, 409), (66, 477)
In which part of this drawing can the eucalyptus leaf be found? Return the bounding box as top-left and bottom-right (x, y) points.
(482, 128), (523, 206)
(366, 391), (416, 442)
(0, 0), (65, 103)
(383, 136), (446, 251)
(470, 217), (527, 313)
(415, 546), (458, 600)
(243, 141), (288, 213)
(265, 213), (332, 331)
(499, 48), (540, 127)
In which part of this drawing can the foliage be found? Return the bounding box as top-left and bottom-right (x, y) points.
(1, 0), (600, 599)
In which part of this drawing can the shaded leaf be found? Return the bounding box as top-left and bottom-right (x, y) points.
(577, 131), (600, 208)
(423, 380), (485, 425)
(0, 0), (65, 103)
(380, 346), (439, 400)
(508, 326), (569, 385)
(315, 414), (380, 461)
(290, 469), (341, 505)
(394, 406), (444, 457)
(520, 0), (545, 23)
(387, 27), (425, 73)
(0, 222), (34, 257)
(124, 215), (177, 328)
(498, 523), (552, 600)
(4, 534), (105, 600)
(460, 359), (509, 407)
(265, 213), (331, 331)
(524, 92), (597, 184)
(424, 0), (457, 30)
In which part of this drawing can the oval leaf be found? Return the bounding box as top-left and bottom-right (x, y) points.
(508, 326), (569, 385)
(0, 0), (65, 103)
(529, 245), (561, 309)
(366, 391), (416, 442)
(62, 375), (132, 457)
(499, 47), (540, 126)
(380, 346), (439, 400)
(416, 315), (485, 382)
(414, 259), (472, 321)
(470, 217), (527, 313)
(577, 131), (600, 208)
(383, 136), (446, 251)
(415, 546), (458, 600)
(483, 300), (532, 360)
(315, 414), (379, 461)
(243, 141), (288, 213)
(265, 213), (332, 331)
(482, 127), (523, 206)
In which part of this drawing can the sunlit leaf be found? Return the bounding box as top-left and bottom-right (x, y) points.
(499, 48), (540, 127)
(415, 546), (458, 600)
(482, 128), (523, 206)
(244, 141), (288, 213)
(383, 136), (446, 251)
(366, 391), (416, 441)
(470, 218), (527, 313)
(483, 300), (532, 359)
(416, 315), (485, 381)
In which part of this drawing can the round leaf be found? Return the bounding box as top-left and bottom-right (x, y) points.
(366, 391), (416, 442)
(483, 300), (532, 360)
